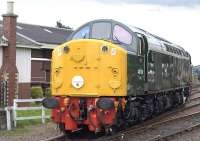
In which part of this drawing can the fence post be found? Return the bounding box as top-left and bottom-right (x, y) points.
(13, 99), (17, 127)
(41, 105), (45, 124)
(5, 107), (11, 130)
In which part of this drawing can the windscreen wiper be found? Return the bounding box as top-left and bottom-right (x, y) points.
(113, 35), (122, 45)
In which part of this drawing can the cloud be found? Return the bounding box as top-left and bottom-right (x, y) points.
(0, 0), (199, 65)
(91, 0), (200, 7)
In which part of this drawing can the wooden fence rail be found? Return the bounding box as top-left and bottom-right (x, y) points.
(13, 98), (50, 127)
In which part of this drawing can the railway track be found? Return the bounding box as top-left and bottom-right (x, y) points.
(40, 87), (200, 141)
(39, 134), (65, 141)
(192, 84), (200, 89)
(98, 108), (200, 141)
(149, 122), (200, 141)
(189, 92), (200, 100)
(97, 89), (200, 141)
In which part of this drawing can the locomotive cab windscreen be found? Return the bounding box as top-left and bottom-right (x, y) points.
(68, 20), (138, 52)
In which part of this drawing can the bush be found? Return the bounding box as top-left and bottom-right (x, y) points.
(31, 87), (43, 99)
(45, 88), (51, 98)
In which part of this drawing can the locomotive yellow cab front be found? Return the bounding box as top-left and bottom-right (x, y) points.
(51, 39), (127, 97)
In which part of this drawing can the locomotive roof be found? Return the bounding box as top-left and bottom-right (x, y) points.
(126, 24), (190, 59)
(101, 19), (190, 58)
(127, 25), (184, 50)
(71, 19), (190, 59)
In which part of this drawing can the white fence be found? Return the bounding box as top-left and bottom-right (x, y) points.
(13, 98), (50, 127)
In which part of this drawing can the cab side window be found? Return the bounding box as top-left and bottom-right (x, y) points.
(72, 26), (90, 39)
(113, 25), (132, 45)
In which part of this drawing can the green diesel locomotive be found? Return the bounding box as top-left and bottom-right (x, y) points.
(43, 19), (192, 134)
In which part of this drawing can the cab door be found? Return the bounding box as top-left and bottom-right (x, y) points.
(136, 34), (148, 93)
(127, 33), (148, 96)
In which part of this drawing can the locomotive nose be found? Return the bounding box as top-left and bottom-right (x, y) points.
(51, 39), (127, 97)
(71, 52), (85, 63)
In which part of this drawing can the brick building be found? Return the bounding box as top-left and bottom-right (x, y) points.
(0, 20), (73, 100)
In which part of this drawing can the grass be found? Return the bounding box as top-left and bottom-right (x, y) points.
(0, 126), (31, 136)
(0, 102), (52, 136)
(16, 109), (51, 128)
(16, 102), (52, 127)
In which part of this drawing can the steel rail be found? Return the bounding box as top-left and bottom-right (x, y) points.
(192, 84), (200, 89)
(191, 91), (200, 95)
(189, 92), (200, 100)
(39, 134), (65, 141)
(148, 122), (200, 141)
(99, 102), (200, 141)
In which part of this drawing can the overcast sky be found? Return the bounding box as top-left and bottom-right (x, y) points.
(0, 0), (200, 65)
(94, 0), (200, 6)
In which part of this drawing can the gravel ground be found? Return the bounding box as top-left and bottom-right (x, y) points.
(170, 127), (200, 141)
(174, 102), (200, 118)
(0, 122), (61, 141)
(127, 112), (200, 141)
(191, 87), (200, 94)
(189, 92), (200, 100)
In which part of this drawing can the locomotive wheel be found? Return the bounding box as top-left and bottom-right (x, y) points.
(141, 103), (148, 121)
(104, 125), (117, 135)
(140, 101), (152, 121)
(177, 92), (184, 105)
(105, 127), (112, 135)
(124, 101), (140, 126)
(184, 88), (190, 97)
(115, 103), (124, 129)
(154, 95), (164, 114)
(143, 97), (154, 119)
(173, 91), (183, 106)
(179, 93), (184, 104)
(164, 94), (173, 110)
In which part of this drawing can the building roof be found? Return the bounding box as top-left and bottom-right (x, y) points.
(0, 27), (39, 47)
(0, 21), (73, 48)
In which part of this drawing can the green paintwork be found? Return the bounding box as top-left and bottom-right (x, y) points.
(127, 54), (144, 96)
(127, 37), (191, 97)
